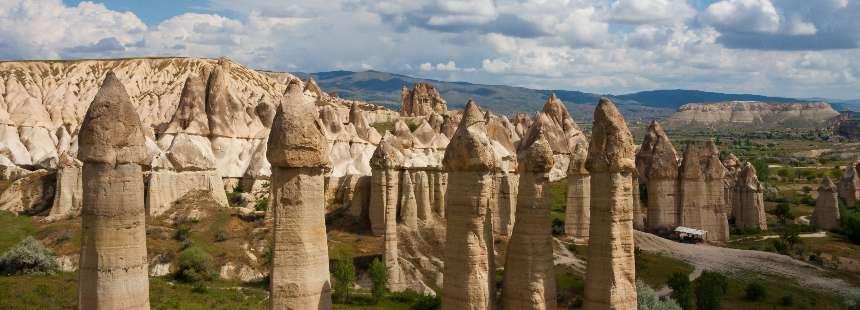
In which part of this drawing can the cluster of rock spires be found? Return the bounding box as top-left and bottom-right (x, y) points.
(635, 121), (764, 241)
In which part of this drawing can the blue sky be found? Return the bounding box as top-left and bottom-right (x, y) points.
(5, 0), (860, 99)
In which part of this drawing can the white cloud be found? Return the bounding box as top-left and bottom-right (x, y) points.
(701, 0), (781, 33)
(609, 0), (696, 25)
(420, 62), (433, 71)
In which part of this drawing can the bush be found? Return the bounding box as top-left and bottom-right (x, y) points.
(695, 271), (728, 310)
(176, 247), (216, 283)
(369, 258), (388, 304)
(637, 280), (682, 310)
(174, 225), (191, 242)
(781, 294), (794, 306)
(332, 251), (356, 304)
(0, 237), (59, 275)
(667, 272), (692, 310)
(744, 282), (767, 301)
(566, 243), (578, 254)
(769, 203), (794, 224)
(772, 239), (789, 255)
(410, 294), (441, 310)
(840, 207), (860, 245)
(551, 218), (564, 236)
(255, 198), (269, 212)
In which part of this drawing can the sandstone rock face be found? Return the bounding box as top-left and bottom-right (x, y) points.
(399, 171), (419, 229)
(838, 161), (860, 208)
(147, 170), (228, 217)
(812, 176), (840, 231)
(77, 73), (149, 310)
(636, 121), (679, 231)
(45, 155), (83, 222)
(583, 98), (637, 310)
(702, 141), (730, 242)
(267, 91), (332, 310)
(500, 133), (556, 310)
(369, 139), (404, 236)
(679, 143), (707, 230)
(565, 143), (590, 244)
(733, 163), (768, 231)
(679, 142), (729, 242)
(495, 172), (519, 237)
(442, 100), (498, 310)
(0, 169), (55, 215)
(400, 83), (447, 117)
(666, 101), (840, 128)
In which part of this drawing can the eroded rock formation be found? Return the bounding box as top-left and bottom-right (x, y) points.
(666, 101), (840, 128)
(565, 143), (590, 244)
(401, 83), (447, 117)
(812, 176), (840, 231)
(77, 72), (150, 309)
(267, 81), (333, 310)
(442, 100), (498, 310)
(636, 121), (679, 232)
(839, 161), (860, 208)
(733, 163), (768, 231)
(500, 132), (557, 310)
(583, 98), (638, 310)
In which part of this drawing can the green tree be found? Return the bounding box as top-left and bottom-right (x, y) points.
(176, 246), (216, 283)
(332, 250), (356, 304)
(637, 280), (682, 310)
(769, 203), (794, 224)
(369, 258), (388, 304)
(667, 272), (692, 310)
(751, 158), (771, 182)
(695, 271), (728, 310)
(744, 282), (767, 301)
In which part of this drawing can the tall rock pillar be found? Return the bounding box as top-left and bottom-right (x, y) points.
(812, 176), (840, 231)
(636, 121), (679, 232)
(500, 132), (557, 310)
(734, 163), (768, 231)
(679, 142), (706, 229)
(267, 81), (333, 310)
(565, 143), (591, 244)
(702, 141), (730, 242)
(442, 100), (499, 310)
(78, 72), (150, 310)
(583, 98), (638, 310)
(370, 139), (407, 291)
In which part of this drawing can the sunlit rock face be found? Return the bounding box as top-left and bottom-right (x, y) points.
(812, 176), (840, 231)
(733, 163), (768, 231)
(400, 83), (447, 117)
(636, 121), (679, 232)
(666, 101), (840, 128)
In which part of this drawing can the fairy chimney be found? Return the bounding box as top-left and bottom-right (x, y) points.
(565, 142), (591, 244)
(636, 120), (679, 231)
(812, 176), (840, 231)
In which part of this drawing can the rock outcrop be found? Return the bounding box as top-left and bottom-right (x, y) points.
(400, 83), (447, 116)
(636, 121), (679, 231)
(441, 100), (498, 310)
(733, 163), (768, 231)
(500, 132), (557, 310)
(565, 143), (590, 244)
(702, 141), (730, 242)
(812, 176), (840, 231)
(77, 72), (150, 310)
(369, 138), (404, 236)
(666, 101), (840, 128)
(45, 154), (83, 222)
(679, 142), (729, 242)
(267, 82), (333, 310)
(839, 161), (860, 208)
(583, 98), (637, 310)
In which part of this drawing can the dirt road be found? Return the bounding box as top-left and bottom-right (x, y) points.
(635, 231), (860, 298)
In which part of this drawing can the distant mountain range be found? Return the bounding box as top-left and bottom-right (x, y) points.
(294, 70), (857, 123)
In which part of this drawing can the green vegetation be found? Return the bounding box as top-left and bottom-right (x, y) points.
(369, 258), (388, 304)
(635, 250), (695, 289)
(333, 250), (357, 304)
(370, 121), (395, 135)
(840, 206), (860, 245)
(694, 271), (728, 310)
(744, 282), (767, 301)
(0, 237), (58, 275)
(176, 247), (217, 283)
(0, 211), (35, 253)
(637, 280), (682, 310)
(255, 197), (269, 212)
(667, 272), (692, 310)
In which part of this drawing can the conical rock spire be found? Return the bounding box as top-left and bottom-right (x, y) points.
(267, 80), (331, 168)
(586, 98), (635, 173)
(442, 100), (498, 172)
(78, 72), (147, 165)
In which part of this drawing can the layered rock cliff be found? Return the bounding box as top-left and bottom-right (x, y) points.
(666, 101), (839, 128)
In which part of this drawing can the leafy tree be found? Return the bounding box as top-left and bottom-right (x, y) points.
(369, 258), (388, 304)
(769, 203), (794, 224)
(751, 158), (771, 182)
(695, 271), (728, 310)
(667, 272), (692, 310)
(0, 237), (59, 275)
(332, 250), (356, 304)
(176, 246), (216, 283)
(840, 206), (860, 245)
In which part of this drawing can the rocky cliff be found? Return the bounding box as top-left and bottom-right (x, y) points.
(666, 101), (839, 128)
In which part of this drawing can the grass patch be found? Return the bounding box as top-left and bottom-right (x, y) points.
(720, 274), (845, 310)
(635, 250), (695, 289)
(0, 211), (36, 253)
(370, 121), (395, 135)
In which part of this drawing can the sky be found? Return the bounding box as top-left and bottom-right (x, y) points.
(1, 0), (858, 99)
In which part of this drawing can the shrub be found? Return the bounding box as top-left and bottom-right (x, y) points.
(751, 158), (771, 183)
(566, 243), (578, 254)
(772, 239), (789, 255)
(667, 272), (692, 310)
(214, 230), (228, 242)
(0, 237), (59, 275)
(744, 282), (767, 301)
(176, 247), (216, 283)
(174, 225), (191, 242)
(551, 218), (564, 236)
(695, 271), (728, 310)
(369, 258), (388, 304)
(637, 280), (682, 310)
(255, 198), (269, 212)
(332, 251), (356, 304)
(781, 294), (794, 306)
(840, 207), (860, 245)
(769, 203), (794, 224)
(410, 294), (441, 310)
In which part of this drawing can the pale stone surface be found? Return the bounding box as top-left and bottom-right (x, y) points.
(268, 167), (332, 310)
(702, 141), (730, 242)
(45, 155), (83, 222)
(166, 133), (216, 171)
(0, 169), (54, 215)
(565, 143), (590, 244)
(812, 176), (840, 231)
(412, 170), (433, 222)
(679, 143), (706, 230)
(839, 161), (860, 208)
(267, 80), (331, 169)
(369, 138), (404, 236)
(667, 101), (840, 127)
(495, 172), (519, 237)
(733, 163), (768, 231)
(399, 171), (419, 229)
(400, 83), (447, 116)
(78, 72), (149, 309)
(636, 121), (679, 231)
(500, 132), (556, 310)
(442, 100), (497, 310)
(583, 98), (637, 310)
(146, 170), (228, 217)
(164, 74), (209, 135)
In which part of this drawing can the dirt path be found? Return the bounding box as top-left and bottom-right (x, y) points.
(635, 231), (860, 298)
(728, 231), (827, 243)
